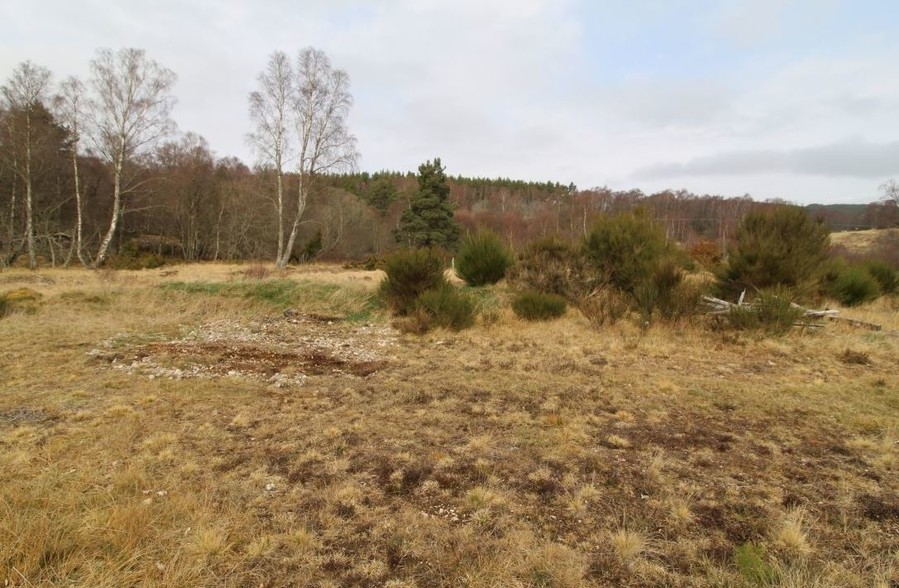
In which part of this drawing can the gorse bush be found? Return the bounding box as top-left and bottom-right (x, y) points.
(380, 248), (447, 316)
(585, 208), (668, 296)
(512, 290), (567, 321)
(508, 236), (593, 300)
(865, 260), (898, 295)
(455, 230), (513, 286)
(831, 266), (880, 307)
(418, 284), (477, 330)
(633, 260), (702, 323)
(720, 206), (830, 299)
(380, 248), (477, 333)
(583, 209), (701, 324)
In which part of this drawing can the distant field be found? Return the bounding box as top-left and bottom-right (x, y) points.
(831, 228), (899, 257)
(1, 263), (897, 587)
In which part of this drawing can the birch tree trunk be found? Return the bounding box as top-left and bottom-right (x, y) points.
(55, 77), (87, 266)
(2, 61), (51, 269)
(274, 47), (357, 269)
(248, 51), (293, 265)
(277, 175), (307, 268)
(71, 146), (85, 265)
(24, 120), (35, 268)
(87, 48), (176, 267)
(94, 150), (124, 266)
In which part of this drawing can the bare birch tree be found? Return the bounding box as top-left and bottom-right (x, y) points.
(248, 51), (293, 264)
(88, 48), (176, 266)
(277, 48), (357, 268)
(881, 179), (898, 206)
(54, 76), (88, 266)
(1, 61), (52, 269)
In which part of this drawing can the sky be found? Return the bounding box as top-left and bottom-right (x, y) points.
(2, 0), (898, 205)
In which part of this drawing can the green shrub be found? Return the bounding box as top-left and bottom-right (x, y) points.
(818, 257), (848, 298)
(724, 288), (804, 335)
(380, 248), (447, 316)
(585, 208), (668, 296)
(418, 284), (476, 330)
(865, 260), (898, 295)
(108, 252), (166, 270)
(831, 267), (880, 307)
(633, 260), (703, 323)
(0, 296), (8, 318)
(363, 255), (386, 271)
(108, 239), (168, 270)
(508, 236), (593, 300)
(455, 230), (513, 286)
(583, 210), (700, 324)
(733, 542), (776, 585)
(512, 290), (567, 321)
(306, 229), (323, 259)
(720, 206), (830, 299)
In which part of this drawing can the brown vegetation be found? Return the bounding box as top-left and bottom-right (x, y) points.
(0, 263), (897, 586)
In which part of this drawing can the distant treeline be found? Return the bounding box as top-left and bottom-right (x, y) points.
(4, 50), (897, 268)
(1, 130), (897, 268)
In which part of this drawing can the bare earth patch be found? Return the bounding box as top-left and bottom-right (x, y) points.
(89, 314), (395, 386)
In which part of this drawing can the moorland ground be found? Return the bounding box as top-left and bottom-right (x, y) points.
(1, 262), (898, 587)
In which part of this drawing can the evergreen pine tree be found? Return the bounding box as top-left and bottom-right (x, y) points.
(367, 175), (398, 215)
(395, 158), (460, 248)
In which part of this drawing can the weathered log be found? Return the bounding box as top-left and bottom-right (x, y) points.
(826, 315), (882, 331)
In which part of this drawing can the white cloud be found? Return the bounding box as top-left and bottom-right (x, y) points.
(634, 140), (899, 179)
(1, 0), (897, 203)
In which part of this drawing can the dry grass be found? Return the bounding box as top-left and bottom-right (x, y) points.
(1, 263), (898, 586)
(830, 227), (899, 253)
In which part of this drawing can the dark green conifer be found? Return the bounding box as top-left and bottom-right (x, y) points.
(395, 158), (460, 249)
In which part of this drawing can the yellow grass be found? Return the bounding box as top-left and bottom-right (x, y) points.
(0, 263), (898, 586)
(830, 227), (899, 254)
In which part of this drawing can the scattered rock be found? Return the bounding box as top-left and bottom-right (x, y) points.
(89, 316), (396, 387)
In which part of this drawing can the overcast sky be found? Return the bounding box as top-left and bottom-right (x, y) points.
(2, 0), (898, 204)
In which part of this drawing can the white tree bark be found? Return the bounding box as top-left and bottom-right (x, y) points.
(88, 48), (176, 267)
(1, 61), (52, 269)
(248, 51), (293, 265)
(276, 48), (357, 269)
(54, 76), (87, 266)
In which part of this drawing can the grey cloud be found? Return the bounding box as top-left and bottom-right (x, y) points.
(831, 94), (899, 116)
(593, 79), (735, 128)
(634, 140), (899, 179)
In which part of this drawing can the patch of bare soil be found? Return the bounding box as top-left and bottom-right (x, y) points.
(89, 314), (396, 386)
(0, 407), (57, 429)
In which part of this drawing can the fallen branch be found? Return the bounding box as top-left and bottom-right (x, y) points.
(703, 293), (890, 333)
(826, 315), (882, 332)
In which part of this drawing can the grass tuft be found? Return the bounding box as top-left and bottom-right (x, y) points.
(774, 509), (813, 557)
(610, 528), (647, 562)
